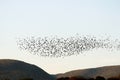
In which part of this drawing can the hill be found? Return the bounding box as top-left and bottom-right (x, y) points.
(56, 65), (120, 78)
(0, 59), (55, 80)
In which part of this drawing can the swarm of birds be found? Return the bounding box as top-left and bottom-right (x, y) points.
(17, 35), (120, 57)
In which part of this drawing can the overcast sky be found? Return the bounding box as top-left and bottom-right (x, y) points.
(0, 0), (120, 74)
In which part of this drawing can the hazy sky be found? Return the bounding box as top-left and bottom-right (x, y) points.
(0, 0), (120, 74)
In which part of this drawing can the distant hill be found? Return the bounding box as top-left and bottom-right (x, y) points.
(56, 65), (120, 78)
(0, 59), (55, 80)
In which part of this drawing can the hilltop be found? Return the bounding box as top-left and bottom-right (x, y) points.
(56, 65), (120, 78)
(0, 59), (55, 80)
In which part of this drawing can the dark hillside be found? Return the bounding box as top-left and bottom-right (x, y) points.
(0, 59), (55, 80)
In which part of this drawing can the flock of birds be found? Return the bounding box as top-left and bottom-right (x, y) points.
(17, 35), (120, 57)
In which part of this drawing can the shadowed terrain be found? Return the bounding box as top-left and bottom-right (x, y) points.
(0, 59), (120, 80)
(0, 59), (55, 80)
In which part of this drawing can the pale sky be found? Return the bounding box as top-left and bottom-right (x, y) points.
(0, 0), (120, 74)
